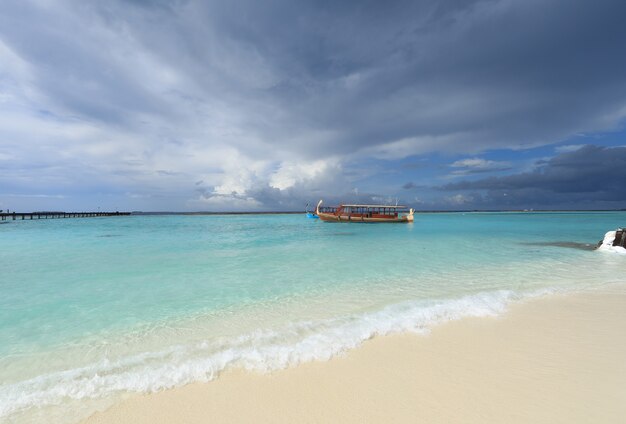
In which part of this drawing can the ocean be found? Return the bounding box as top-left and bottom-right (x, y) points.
(1, 212), (624, 423)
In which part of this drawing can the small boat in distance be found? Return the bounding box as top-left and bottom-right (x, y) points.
(305, 203), (319, 219)
(315, 200), (414, 223)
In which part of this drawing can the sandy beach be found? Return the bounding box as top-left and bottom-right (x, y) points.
(83, 288), (626, 424)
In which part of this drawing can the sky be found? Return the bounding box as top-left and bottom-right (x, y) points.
(1, 0), (626, 212)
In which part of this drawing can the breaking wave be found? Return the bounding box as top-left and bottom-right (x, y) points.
(0, 288), (557, 420)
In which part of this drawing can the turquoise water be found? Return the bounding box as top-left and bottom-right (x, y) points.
(1, 212), (625, 423)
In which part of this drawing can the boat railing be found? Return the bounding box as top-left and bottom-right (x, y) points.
(318, 206), (411, 216)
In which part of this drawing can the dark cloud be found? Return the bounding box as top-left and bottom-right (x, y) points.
(440, 145), (626, 208)
(402, 182), (429, 191)
(3, 0), (626, 155)
(193, 0), (626, 157)
(1, 0), (626, 210)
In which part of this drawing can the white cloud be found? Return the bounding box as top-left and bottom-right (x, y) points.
(445, 194), (472, 205)
(451, 158), (506, 169)
(554, 144), (585, 153)
(448, 157), (511, 176)
(269, 159), (336, 190)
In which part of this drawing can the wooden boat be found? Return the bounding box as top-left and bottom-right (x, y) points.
(315, 200), (414, 223)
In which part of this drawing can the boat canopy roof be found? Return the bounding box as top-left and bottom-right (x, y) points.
(340, 204), (407, 208)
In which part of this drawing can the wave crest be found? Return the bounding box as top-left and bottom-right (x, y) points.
(0, 289), (552, 419)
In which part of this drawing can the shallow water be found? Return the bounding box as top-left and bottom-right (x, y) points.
(1, 212), (625, 423)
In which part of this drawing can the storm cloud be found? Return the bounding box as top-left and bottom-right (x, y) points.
(440, 145), (626, 208)
(1, 0), (626, 210)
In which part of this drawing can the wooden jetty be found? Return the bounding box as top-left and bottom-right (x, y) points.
(0, 211), (130, 221)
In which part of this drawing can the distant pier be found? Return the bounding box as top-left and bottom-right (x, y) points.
(0, 211), (130, 221)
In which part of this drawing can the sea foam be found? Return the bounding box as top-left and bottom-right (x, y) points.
(0, 288), (554, 420)
(597, 230), (626, 254)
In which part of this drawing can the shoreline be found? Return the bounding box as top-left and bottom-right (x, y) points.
(83, 288), (626, 424)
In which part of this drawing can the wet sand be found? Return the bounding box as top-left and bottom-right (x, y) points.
(84, 289), (626, 424)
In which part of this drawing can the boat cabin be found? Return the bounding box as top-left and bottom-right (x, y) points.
(338, 205), (408, 219)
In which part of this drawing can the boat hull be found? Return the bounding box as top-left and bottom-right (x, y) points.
(316, 212), (413, 223)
